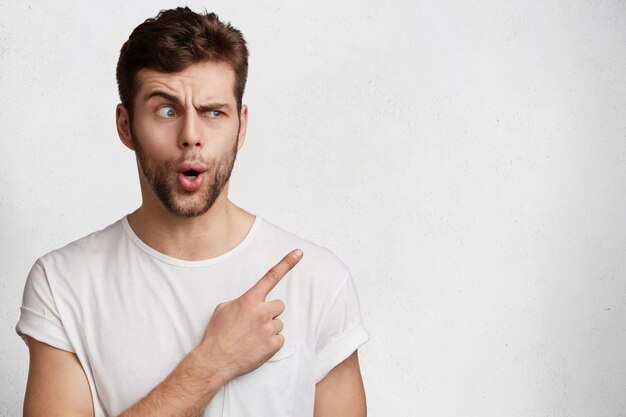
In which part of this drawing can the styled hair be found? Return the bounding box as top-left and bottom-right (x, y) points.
(116, 7), (248, 121)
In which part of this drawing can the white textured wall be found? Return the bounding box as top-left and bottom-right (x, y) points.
(2, 1), (626, 416)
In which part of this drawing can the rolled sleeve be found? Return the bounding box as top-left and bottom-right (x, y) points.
(314, 273), (369, 383)
(15, 261), (75, 353)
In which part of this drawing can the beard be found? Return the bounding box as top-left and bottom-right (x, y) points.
(132, 130), (238, 218)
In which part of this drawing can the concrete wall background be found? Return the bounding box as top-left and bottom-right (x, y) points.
(2, 1), (626, 416)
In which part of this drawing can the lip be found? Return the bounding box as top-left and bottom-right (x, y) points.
(176, 162), (207, 191)
(177, 171), (205, 191)
(177, 162), (207, 174)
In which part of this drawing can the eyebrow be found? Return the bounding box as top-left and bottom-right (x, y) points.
(146, 90), (232, 112)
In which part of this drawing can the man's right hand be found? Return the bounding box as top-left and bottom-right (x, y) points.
(22, 249), (304, 417)
(196, 248), (303, 384)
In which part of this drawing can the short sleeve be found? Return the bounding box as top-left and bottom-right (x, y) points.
(313, 273), (369, 383)
(15, 260), (75, 352)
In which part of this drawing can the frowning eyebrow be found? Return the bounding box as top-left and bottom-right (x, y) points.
(146, 90), (233, 112)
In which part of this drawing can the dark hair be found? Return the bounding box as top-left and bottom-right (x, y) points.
(116, 7), (248, 121)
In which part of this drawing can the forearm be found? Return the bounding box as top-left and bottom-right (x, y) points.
(116, 250), (301, 417)
(117, 347), (225, 417)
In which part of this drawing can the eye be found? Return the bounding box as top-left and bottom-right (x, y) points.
(205, 110), (223, 119)
(156, 106), (177, 118)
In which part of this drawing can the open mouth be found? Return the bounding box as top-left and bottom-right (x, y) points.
(183, 169), (200, 180)
(177, 163), (206, 191)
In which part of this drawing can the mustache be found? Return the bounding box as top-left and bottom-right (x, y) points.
(154, 151), (211, 170)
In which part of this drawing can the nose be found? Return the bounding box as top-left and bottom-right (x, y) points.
(177, 112), (203, 149)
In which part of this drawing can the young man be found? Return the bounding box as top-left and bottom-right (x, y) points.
(15, 7), (369, 417)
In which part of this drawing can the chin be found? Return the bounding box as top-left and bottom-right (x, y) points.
(165, 192), (218, 218)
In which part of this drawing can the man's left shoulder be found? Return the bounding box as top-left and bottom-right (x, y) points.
(259, 218), (350, 281)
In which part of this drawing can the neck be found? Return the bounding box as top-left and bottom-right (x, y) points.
(127, 189), (255, 261)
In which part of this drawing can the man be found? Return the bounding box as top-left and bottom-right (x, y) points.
(15, 7), (369, 417)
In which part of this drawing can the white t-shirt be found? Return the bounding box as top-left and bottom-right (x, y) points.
(15, 215), (369, 417)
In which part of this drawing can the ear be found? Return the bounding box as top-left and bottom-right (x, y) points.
(116, 104), (135, 150)
(237, 104), (248, 151)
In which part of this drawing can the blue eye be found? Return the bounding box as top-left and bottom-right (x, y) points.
(157, 106), (177, 118)
(206, 110), (223, 118)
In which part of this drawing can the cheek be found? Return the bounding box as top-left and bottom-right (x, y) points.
(213, 121), (241, 144)
(134, 122), (179, 159)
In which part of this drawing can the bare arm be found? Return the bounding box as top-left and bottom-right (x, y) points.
(117, 346), (225, 417)
(313, 350), (367, 417)
(22, 250), (303, 417)
(23, 336), (226, 417)
(121, 249), (302, 416)
(23, 336), (95, 417)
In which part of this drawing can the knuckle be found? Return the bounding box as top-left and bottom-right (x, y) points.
(274, 334), (285, 350)
(266, 269), (280, 283)
(264, 321), (276, 335)
(256, 308), (271, 323)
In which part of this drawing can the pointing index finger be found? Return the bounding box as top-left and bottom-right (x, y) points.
(247, 249), (303, 300)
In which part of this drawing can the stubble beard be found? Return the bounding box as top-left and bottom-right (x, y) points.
(132, 130), (239, 218)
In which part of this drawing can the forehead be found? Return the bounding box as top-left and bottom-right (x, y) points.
(135, 61), (237, 103)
